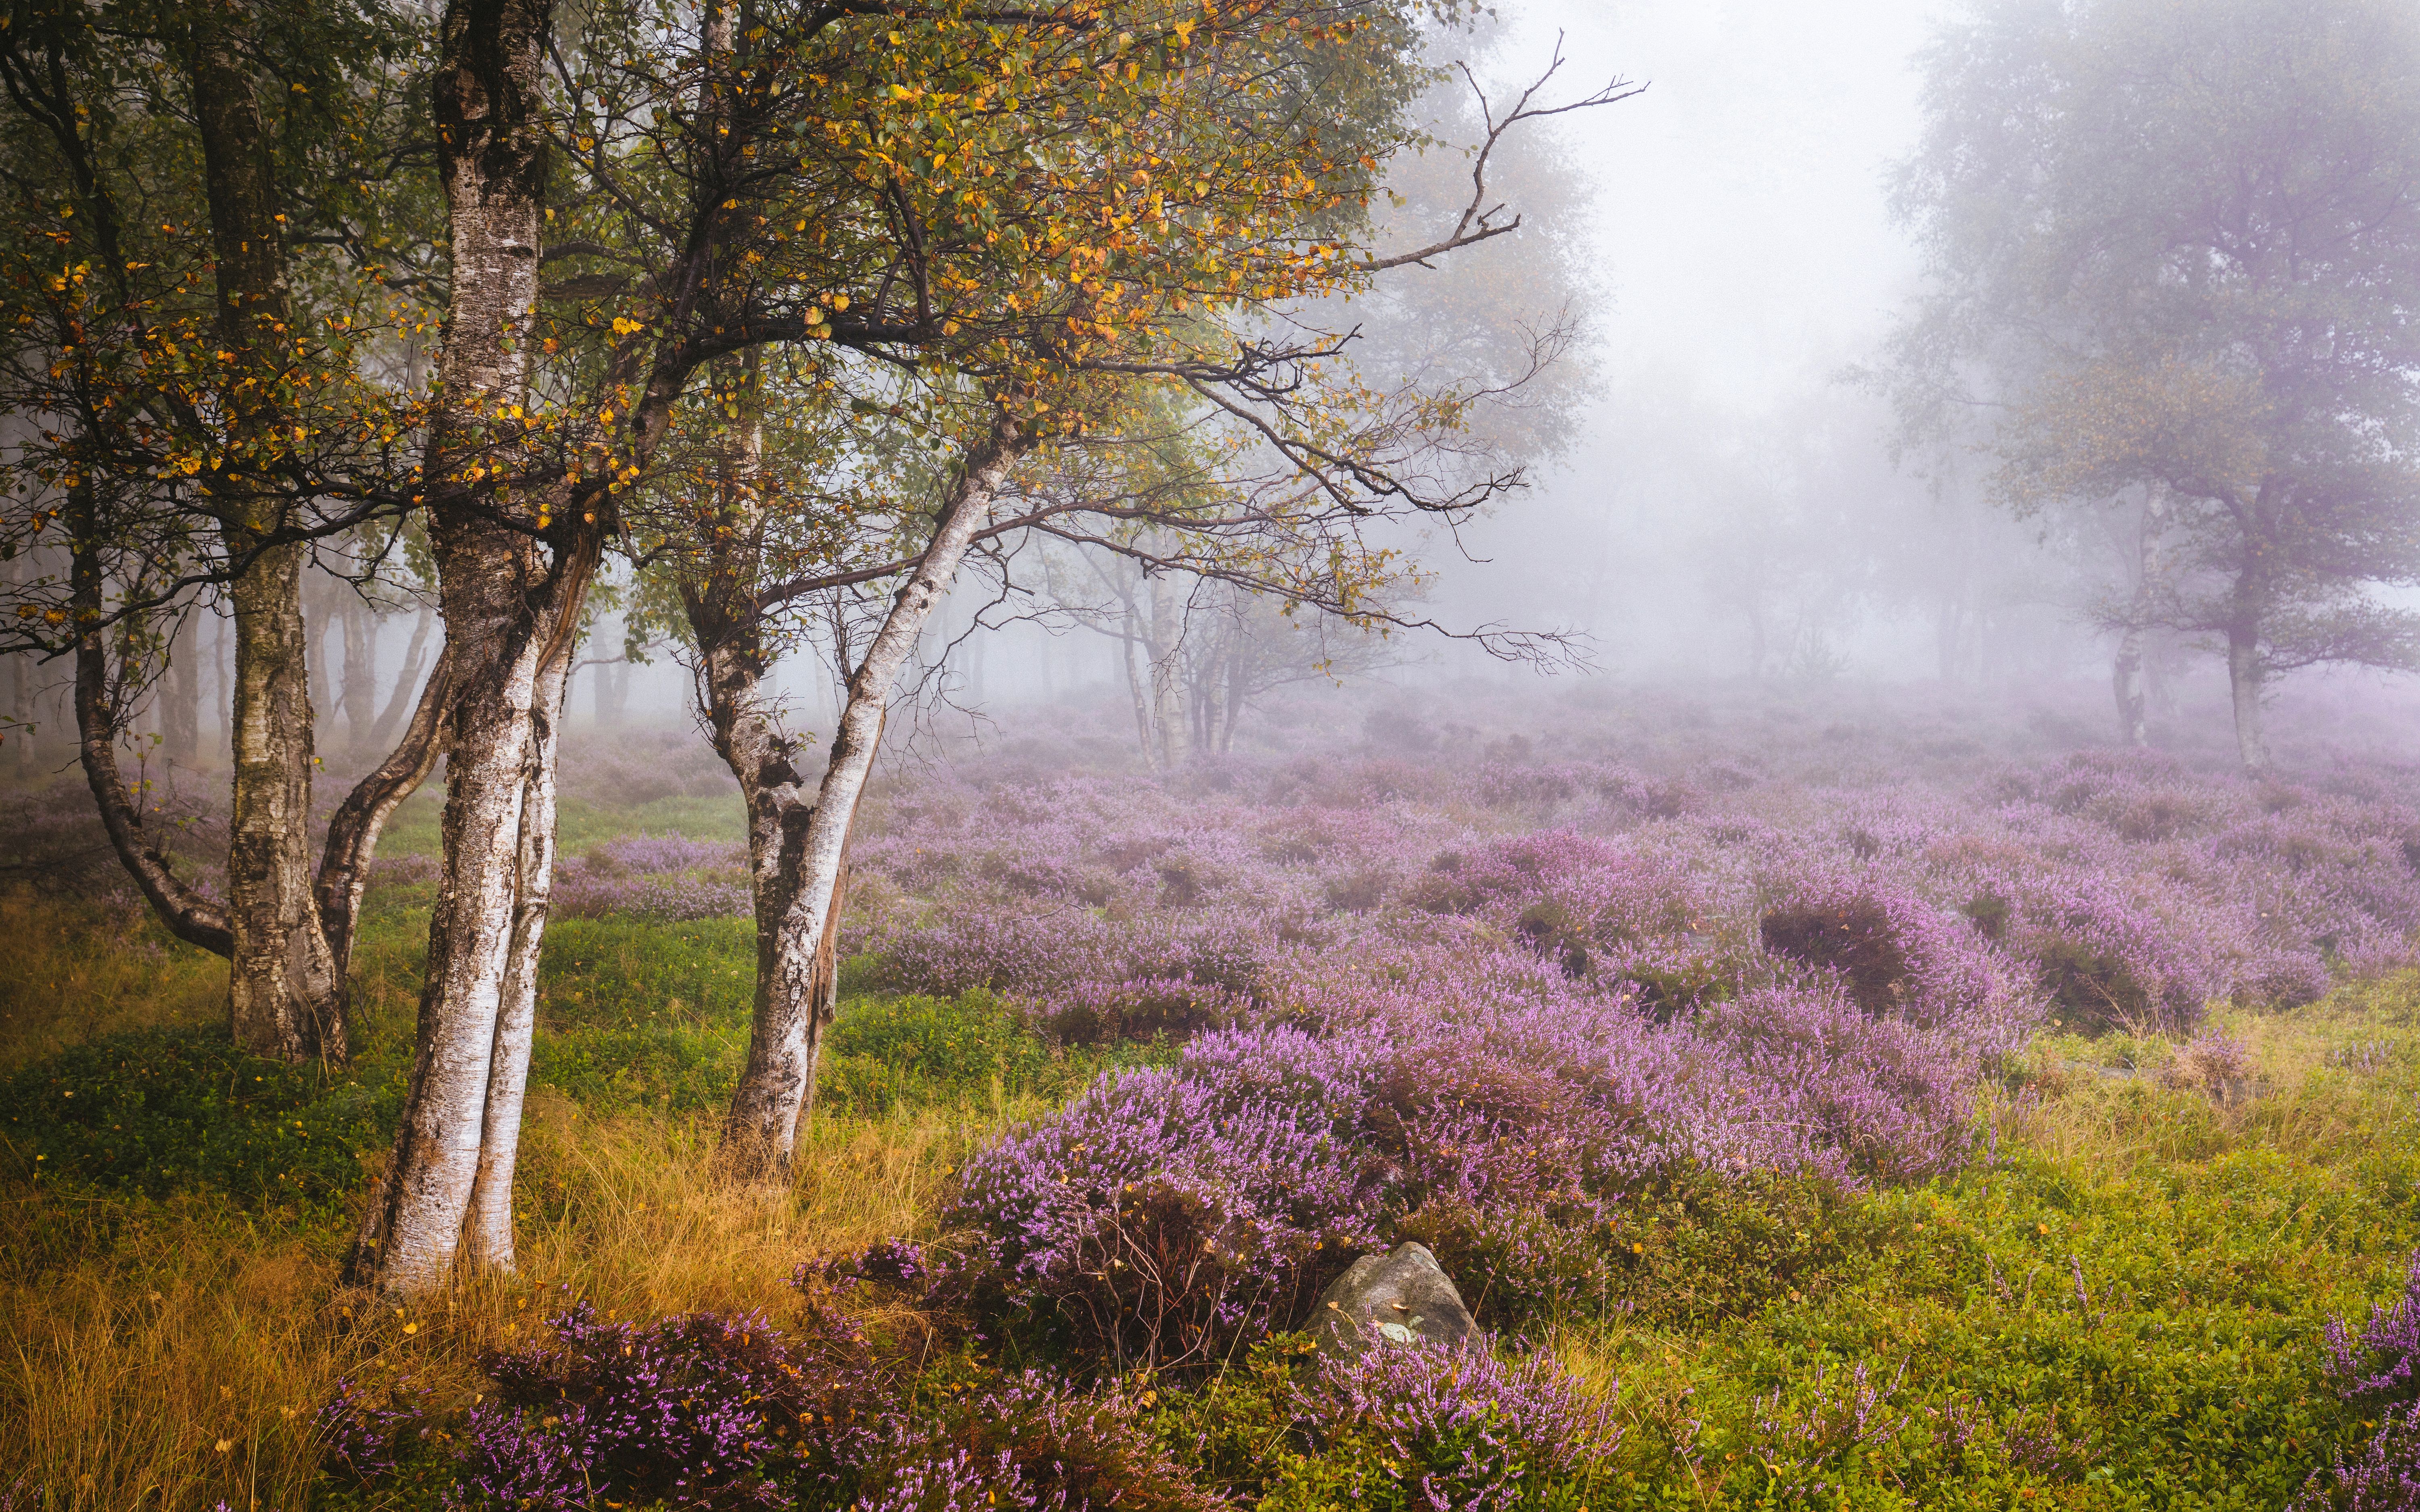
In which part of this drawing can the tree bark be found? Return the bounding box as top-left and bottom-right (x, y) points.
(340, 593), (377, 752)
(346, 0), (569, 1294)
(682, 341), (860, 1183)
(70, 494), (234, 958)
(720, 414), (1026, 1180)
(163, 610), (200, 764)
(6, 635), (31, 775)
(1122, 606), (1154, 765)
(2227, 628), (2270, 774)
(2226, 532), (2272, 774)
(465, 643), (567, 1269)
(1149, 566), (1189, 768)
(367, 605), (437, 752)
(318, 643), (455, 979)
(225, 539), (346, 1060)
(2111, 628), (2147, 748)
(187, 14), (349, 1062)
(305, 575), (335, 743)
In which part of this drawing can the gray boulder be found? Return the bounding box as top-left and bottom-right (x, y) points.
(1310, 1242), (1477, 1360)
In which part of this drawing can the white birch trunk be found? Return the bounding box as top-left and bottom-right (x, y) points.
(2228, 635), (2270, 775)
(346, 0), (564, 1294)
(465, 644), (567, 1268)
(720, 416), (1024, 1177)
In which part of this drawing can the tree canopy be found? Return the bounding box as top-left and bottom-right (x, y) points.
(1882, 0), (2420, 768)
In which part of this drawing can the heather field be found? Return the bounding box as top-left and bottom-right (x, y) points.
(10, 682), (2420, 1510)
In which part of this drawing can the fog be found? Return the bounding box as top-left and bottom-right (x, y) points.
(12, 0), (2418, 780)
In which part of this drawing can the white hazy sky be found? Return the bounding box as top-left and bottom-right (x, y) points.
(1489, 0), (1946, 409)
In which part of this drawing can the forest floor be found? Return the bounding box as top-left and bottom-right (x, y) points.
(5, 681), (2420, 1510)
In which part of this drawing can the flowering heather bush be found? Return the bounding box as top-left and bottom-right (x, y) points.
(849, 1371), (1218, 1512)
(939, 1025), (1390, 1370)
(409, 1297), (1212, 1512)
(851, 745), (2420, 1051)
(456, 1299), (889, 1509)
(925, 968), (1995, 1365)
(1756, 866), (2015, 1026)
(2327, 1249), (2420, 1404)
(806, 734), (2420, 1373)
(550, 833), (751, 922)
(2293, 1408), (2420, 1512)
(1285, 1336), (1622, 1510)
(2300, 1250), (2420, 1512)
(313, 1374), (434, 1484)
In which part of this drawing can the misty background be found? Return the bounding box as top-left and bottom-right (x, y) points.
(10, 0), (2415, 780)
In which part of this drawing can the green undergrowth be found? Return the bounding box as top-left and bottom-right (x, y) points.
(0, 1028), (401, 1220)
(9, 874), (2420, 1507)
(0, 891), (1158, 1229)
(374, 789), (745, 858)
(1502, 1000), (2420, 1510)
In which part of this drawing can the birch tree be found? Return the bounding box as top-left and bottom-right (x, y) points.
(0, 0), (450, 1060)
(629, 6), (1626, 1180)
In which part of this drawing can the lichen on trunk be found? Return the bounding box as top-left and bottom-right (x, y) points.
(718, 414), (1028, 1181)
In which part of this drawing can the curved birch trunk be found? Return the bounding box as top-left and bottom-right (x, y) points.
(344, 0), (565, 1294)
(70, 496), (234, 960)
(720, 415), (1026, 1180)
(317, 644), (456, 979)
(368, 606), (437, 752)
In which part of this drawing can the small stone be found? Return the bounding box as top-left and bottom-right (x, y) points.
(1310, 1242), (1476, 1360)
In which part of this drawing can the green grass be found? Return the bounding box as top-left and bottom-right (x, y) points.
(7, 875), (2420, 1509)
(375, 790), (746, 857)
(1502, 1002), (2420, 1510)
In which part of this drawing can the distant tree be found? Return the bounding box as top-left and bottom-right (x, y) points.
(0, 0), (443, 1061)
(1881, 0), (2420, 770)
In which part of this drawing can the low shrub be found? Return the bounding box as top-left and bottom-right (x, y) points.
(0, 1027), (398, 1216)
(1757, 869), (2012, 1027)
(458, 1300), (887, 1509)
(851, 1371), (1219, 1512)
(1264, 1338), (1623, 1512)
(329, 1298), (1215, 1512)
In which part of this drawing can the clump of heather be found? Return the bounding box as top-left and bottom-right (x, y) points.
(1756, 866), (2015, 1025)
(1289, 1337), (1622, 1510)
(326, 1294), (1220, 1512)
(851, 1372), (1219, 1512)
(926, 969), (1994, 1366)
(550, 832), (752, 922)
(313, 1374), (434, 1485)
(938, 1025), (1391, 1370)
(2300, 1250), (2420, 1512)
(2327, 1250), (2420, 1404)
(2296, 1412), (2420, 1512)
(849, 746), (2420, 1056)
(455, 1300), (888, 1508)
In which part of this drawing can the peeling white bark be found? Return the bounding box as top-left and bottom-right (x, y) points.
(721, 416), (1026, 1177)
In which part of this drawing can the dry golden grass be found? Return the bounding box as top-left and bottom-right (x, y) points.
(2006, 983), (2420, 1176)
(0, 888), (227, 1074)
(0, 1089), (989, 1511)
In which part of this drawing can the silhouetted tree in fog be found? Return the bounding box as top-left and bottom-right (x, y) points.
(1881, 0), (2420, 771)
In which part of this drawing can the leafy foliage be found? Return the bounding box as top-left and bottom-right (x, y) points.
(0, 1027), (397, 1215)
